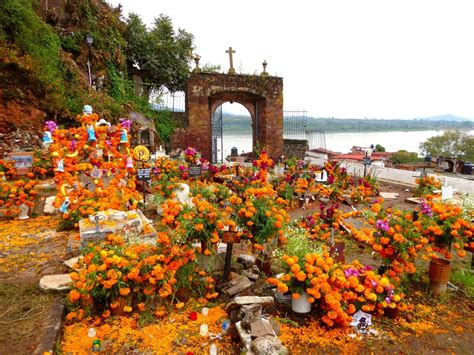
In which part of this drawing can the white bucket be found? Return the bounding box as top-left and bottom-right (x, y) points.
(291, 291), (311, 313)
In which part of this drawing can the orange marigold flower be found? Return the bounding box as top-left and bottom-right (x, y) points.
(119, 287), (130, 296)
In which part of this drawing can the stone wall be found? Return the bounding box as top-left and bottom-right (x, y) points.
(283, 139), (309, 160)
(172, 72), (284, 162)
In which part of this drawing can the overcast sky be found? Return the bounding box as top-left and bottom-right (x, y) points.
(108, 0), (474, 119)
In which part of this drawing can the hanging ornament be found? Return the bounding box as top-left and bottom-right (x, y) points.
(126, 156), (134, 168)
(42, 131), (53, 147)
(120, 129), (129, 143)
(59, 198), (71, 213)
(55, 159), (64, 172)
(87, 124), (96, 142)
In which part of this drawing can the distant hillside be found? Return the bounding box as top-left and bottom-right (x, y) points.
(417, 114), (473, 122)
(220, 112), (474, 133)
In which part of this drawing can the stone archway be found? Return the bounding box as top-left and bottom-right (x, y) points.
(172, 72), (283, 162)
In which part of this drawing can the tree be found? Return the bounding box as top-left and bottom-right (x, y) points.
(419, 130), (474, 161)
(390, 150), (419, 164)
(375, 144), (385, 152)
(125, 14), (194, 95)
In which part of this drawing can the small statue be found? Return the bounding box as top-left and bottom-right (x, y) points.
(120, 129), (128, 144)
(87, 124), (96, 142)
(55, 159), (64, 172)
(83, 105), (93, 116)
(58, 198), (71, 213)
(43, 131), (53, 146)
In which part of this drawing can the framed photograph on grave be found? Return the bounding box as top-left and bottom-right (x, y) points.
(136, 168), (151, 181)
(189, 165), (202, 178)
(8, 152), (34, 175)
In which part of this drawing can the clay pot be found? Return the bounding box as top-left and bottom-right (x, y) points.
(428, 258), (451, 295)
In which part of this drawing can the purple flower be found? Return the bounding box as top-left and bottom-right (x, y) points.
(185, 147), (197, 156)
(69, 139), (76, 151)
(375, 219), (389, 232)
(370, 280), (378, 287)
(179, 165), (185, 171)
(119, 118), (132, 131)
(420, 201), (432, 217)
(344, 268), (360, 278)
(45, 121), (58, 133)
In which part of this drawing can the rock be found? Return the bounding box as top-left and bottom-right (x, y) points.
(226, 296), (274, 311)
(237, 254), (256, 268)
(268, 317), (281, 336)
(64, 256), (82, 270)
(241, 304), (262, 330)
(342, 194), (354, 206)
(228, 271), (240, 281)
(379, 192), (399, 199)
(251, 335), (288, 355)
(405, 197), (423, 205)
(43, 196), (57, 214)
(319, 197), (330, 204)
(243, 269), (259, 281)
(39, 274), (72, 292)
(224, 277), (253, 297)
(236, 288), (255, 297)
(250, 319), (275, 338)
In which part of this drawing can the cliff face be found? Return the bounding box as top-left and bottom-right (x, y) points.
(0, 0), (126, 146)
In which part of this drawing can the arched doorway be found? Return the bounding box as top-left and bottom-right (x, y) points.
(172, 73), (284, 161)
(211, 102), (253, 163)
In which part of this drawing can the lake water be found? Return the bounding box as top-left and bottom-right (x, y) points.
(218, 130), (474, 158)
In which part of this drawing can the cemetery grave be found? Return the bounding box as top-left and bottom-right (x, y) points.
(0, 109), (472, 354)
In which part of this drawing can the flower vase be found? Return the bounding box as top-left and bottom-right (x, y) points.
(292, 291), (311, 313)
(18, 203), (30, 220)
(428, 258), (451, 296)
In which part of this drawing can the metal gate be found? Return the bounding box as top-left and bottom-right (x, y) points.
(212, 105), (223, 163)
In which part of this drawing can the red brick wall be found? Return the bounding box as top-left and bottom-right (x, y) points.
(172, 73), (283, 162)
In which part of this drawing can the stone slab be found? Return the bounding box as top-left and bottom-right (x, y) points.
(224, 277), (253, 297)
(405, 197), (423, 205)
(236, 321), (252, 351)
(226, 296), (274, 310)
(39, 274), (72, 292)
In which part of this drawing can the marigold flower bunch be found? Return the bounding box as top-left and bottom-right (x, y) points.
(66, 234), (209, 321)
(422, 201), (473, 259)
(0, 178), (38, 216)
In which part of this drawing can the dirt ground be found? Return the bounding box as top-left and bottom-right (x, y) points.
(0, 216), (70, 354)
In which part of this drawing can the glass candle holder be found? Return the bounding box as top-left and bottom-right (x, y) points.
(200, 323), (208, 337)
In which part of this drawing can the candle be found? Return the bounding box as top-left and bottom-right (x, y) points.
(201, 307), (209, 317)
(200, 323), (208, 337)
(189, 311), (197, 321)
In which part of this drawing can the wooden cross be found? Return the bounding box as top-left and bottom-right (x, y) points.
(226, 46), (236, 74)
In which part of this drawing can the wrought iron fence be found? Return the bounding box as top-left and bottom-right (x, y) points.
(283, 110), (307, 140)
(153, 90), (186, 112)
(305, 130), (326, 150)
